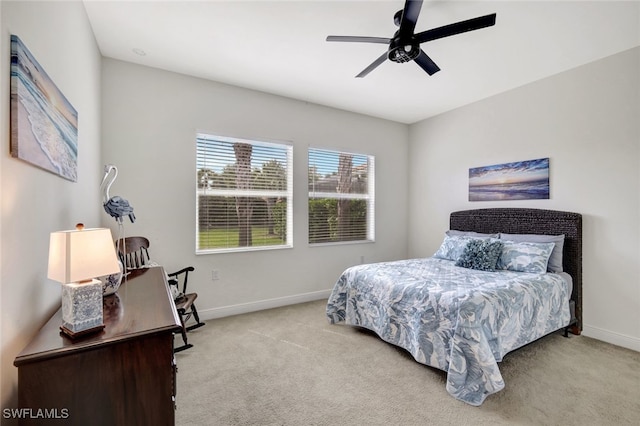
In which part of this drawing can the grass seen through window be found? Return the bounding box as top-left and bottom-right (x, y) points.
(199, 226), (285, 249)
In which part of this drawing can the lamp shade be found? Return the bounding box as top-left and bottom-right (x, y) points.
(48, 226), (120, 284)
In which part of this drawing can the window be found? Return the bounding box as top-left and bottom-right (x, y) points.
(308, 148), (375, 244)
(196, 133), (293, 253)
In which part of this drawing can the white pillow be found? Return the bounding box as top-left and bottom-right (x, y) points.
(446, 230), (499, 238)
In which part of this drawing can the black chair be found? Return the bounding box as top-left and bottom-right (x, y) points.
(116, 236), (205, 352)
(167, 266), (205, 352)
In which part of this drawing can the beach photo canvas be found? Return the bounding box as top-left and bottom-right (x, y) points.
(10, 35), (78, 182)
(469, 158), (550, 201)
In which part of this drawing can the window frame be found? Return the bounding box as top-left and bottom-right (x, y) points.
(307, 147), (375, 246)
(196, 133), (293, 254)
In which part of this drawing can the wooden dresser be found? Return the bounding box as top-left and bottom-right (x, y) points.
(14, 267), (182, 426)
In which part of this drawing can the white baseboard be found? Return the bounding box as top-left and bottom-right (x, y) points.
(198, 289), (333, 321)
(582, 325), (640, 352)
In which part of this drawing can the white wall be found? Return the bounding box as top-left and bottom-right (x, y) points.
(0, 0), (103, 412)
(100, 58), (409, 318)
(408, 47), (640, 351)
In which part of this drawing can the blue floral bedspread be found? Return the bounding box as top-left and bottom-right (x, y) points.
(326, 257), (571, 406)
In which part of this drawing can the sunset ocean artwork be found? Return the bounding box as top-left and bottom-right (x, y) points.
(10, 35), (78, 181)
(469, 158), (549, 201)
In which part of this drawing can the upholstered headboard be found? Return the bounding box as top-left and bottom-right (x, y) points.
(450, 208), (583, 333)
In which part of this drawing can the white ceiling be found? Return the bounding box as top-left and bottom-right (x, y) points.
(83, 0), (640, 124)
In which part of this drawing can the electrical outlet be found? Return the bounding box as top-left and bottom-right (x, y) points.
(211, 270), (220, 281)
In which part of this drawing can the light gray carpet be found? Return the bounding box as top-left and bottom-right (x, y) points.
(175, 300), (640, 425)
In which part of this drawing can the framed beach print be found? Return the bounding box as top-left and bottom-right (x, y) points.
(10, 34), (78, 182)
(469, 158), (550, 201)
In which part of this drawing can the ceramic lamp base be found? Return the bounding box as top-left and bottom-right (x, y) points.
(61, 279), (104, 336)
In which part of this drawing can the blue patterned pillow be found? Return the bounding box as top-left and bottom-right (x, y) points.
(499, 233), (565, 273)
(455, 239), (503, 271)
(433, 235), (475, 261)
(497, 241), (556, 273)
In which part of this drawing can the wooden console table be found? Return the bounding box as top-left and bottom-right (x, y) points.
(14, 267), (182, 426)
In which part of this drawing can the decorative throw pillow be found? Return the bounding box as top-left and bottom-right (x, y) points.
(499, 233), (565, 273)
(497, 241), (556, 274)
(433, 235), (475, 261)
(455, 239), (503, 271)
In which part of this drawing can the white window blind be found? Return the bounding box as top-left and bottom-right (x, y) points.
(196, 133), (293, 253)
(308, 148), (375, 244)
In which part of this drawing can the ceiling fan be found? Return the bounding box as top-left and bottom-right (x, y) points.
(326, 0), (496, 77)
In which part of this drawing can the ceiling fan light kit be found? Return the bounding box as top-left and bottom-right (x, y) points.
(326, 0), (496, 78)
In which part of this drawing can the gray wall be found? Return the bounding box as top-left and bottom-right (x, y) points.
(0, 0), (103, 411)
(408, 47), (640, 351)
(100, 58), (409, 318)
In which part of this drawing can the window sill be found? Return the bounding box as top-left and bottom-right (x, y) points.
(196, 244), (293, 255)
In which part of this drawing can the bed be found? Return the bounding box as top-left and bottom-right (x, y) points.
(326, 208), (582, 406)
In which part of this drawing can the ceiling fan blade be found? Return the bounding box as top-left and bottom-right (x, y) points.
(356, 51), (389, 78)
(399, 0), (423, 37)
(326, 35), (391, 45)
(414, 50), (440, 75)
(415, 13), (496, 44)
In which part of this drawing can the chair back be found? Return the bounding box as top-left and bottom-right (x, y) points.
(116, 236), (151, 269)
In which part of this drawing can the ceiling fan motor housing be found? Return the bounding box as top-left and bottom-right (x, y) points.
(388, 38), (420, 63)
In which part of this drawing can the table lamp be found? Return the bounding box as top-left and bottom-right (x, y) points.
(48, 224), (120, 338)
